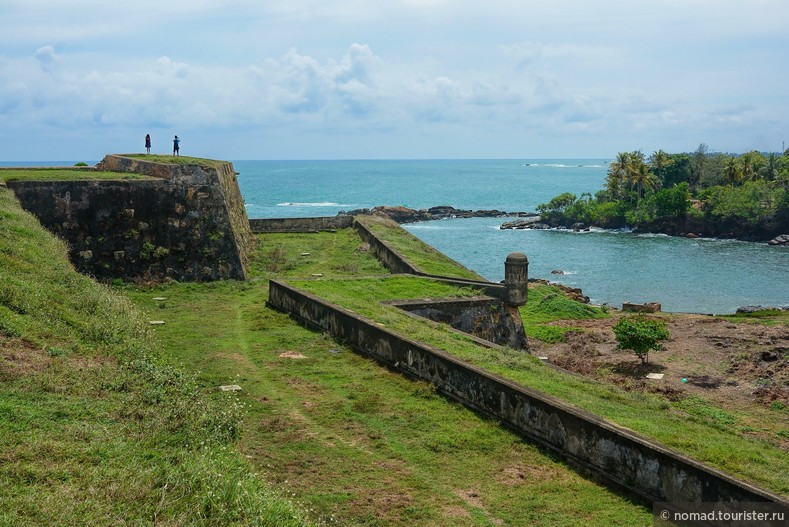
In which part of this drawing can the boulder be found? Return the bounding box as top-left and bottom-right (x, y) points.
(500, 216), (544, 230)
(768, 234), (789, 246)
(622, 302), (662, 313)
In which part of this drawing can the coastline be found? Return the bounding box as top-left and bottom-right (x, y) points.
(346, 204), (789, 246)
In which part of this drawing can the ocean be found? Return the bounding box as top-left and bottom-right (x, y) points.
(235, 159), (788, 314)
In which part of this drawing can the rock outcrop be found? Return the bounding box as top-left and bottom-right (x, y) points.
(768, 234), (789, 246)
(342, 205), (533, 224)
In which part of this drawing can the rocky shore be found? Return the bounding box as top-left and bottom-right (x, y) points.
(341, 205), (789, 246)
(499, 216), (789, 246)
(340, 205), (536, 223)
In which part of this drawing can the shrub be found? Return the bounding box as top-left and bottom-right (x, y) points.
(612, 314), (669, 364)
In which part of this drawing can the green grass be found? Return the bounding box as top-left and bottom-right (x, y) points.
(289, 274), (789, 496)
(121, 154), (229, 168)
(721, 308), (789, 326)
(249, 230), (389, 278)
(124, 278), (650, 526)
(355, 214), (484, 279)
(0, 185), (316, 526)
(0, 168), (154, 182)
(520, 285), (610, 342)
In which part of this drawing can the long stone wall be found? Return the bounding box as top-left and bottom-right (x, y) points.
(7, 155), (251, 281)
(267, 279), (789, 507)
(249, 215), (354, 233)
(352, 217), (509, 299)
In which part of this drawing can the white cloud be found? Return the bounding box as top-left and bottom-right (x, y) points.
(1, 1), (788, 160)
(34, 45), (59, 74)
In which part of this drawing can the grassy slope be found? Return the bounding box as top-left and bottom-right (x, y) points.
(124, 232), (651, 526)
(0, 186), (314, 526)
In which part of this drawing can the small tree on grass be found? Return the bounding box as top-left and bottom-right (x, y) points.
(612, 314), (669, 364)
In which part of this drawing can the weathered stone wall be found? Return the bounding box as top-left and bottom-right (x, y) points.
(352, 217), (421, 275)
(391, 297), (527, 349)
(352, 217), (509, 299)
(267, 279), (788, 507)
(250, 215), (354, 233)
(7, 155), (251, 281)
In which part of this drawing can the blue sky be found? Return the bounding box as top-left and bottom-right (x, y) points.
(1, 0), (788, 161)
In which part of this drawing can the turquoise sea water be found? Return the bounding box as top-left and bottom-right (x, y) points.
(235, 159), (788, 314)
(4, 159), (786, 314)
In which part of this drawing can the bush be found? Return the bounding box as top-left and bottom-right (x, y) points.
(612, 314), (669, 364)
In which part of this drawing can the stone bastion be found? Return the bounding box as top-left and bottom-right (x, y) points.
(6, 154), (251, 282)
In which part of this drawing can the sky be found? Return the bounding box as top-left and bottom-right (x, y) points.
(1, 0), (788, 161)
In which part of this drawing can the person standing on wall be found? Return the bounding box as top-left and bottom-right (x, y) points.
(145, 133), (151, 154)
(173, 135), (180, 156)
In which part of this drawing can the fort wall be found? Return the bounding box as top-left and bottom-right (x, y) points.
(6, 155), (250, 281)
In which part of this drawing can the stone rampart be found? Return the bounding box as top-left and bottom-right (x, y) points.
(250, 215), (354, 233)
(352, 217), (508, 299)
(267, 278), (788, 507)
(7, 155), (250, 281)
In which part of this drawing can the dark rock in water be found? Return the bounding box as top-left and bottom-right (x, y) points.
(500, 217), (544, 230)
(571, 222), (589, 232)
(736, 305), (789, 314)
(343, 205), (531, 224)
(551, 269), (565, 275)
(768, 234), (789, 246)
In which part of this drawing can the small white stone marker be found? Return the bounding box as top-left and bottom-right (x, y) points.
(646, 373), (664, 380)
(301, 252), (310, 256)
(279, 351), (307, 359)
(153, 297), (166, 301)
(311, 273), (323, 277)
(149, 320), (165, 325)
(219, 384), (242, 391)
(538, 356), (549, 360)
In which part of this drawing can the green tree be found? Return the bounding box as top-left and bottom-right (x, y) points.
(536, 192), (577, 223)
(606, 152), (630, 200)
(629, 160), (657, 201)
(740, 151), (757, 183)
(648, 149), (672, 185)
(690, 143), (709, 190)
(723, 156), (741, 186)
(761, 152), (779, 181)
(612, 314), (669, 364)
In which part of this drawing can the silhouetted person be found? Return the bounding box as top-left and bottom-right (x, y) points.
(173, 135), (180, 156)
(145, 134), (151, 154)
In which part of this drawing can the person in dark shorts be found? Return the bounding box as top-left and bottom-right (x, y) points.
(173, 135), (180, 156)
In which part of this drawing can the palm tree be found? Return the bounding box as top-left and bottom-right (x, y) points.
(629, 161), (657, 200)
(740, 151), (757, 183)
(606, 152), (630, 200)
(648, 149), (672, 186)
(723, 156), (740, 186)
(761, 152), (778, 181)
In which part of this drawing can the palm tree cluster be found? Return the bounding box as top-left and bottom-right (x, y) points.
(605, 150), (662, 202)
(537, 145), (789, 238)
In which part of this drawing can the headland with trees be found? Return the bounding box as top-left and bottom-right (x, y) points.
(523, 145), (789, 243)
